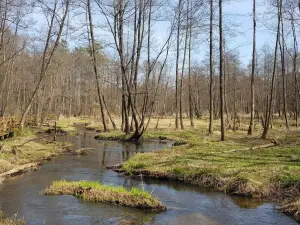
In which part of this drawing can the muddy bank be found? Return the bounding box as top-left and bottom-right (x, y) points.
(0, 131), (74, 185)
(0, 163), (40, 184)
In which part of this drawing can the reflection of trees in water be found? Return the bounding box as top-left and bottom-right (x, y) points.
(169, 213), (217, 225)
(118, 211), (156, 225)
(81, 130), (87, 148)
(101, 142), (148, 166)
(231, 196), (263, 209)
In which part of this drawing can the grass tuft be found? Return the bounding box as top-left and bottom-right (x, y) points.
(43, 180), (166, 212)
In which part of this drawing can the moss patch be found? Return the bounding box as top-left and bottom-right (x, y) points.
(43, 180), (166, 212)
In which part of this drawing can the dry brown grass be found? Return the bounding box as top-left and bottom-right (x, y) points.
(0, 129), (72, 176)
(280, 199), (300, 222)
(0, 211), (24, 225)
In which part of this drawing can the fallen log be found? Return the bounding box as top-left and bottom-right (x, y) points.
(224, 139), (280, 153)
(14, 134), (66, 148)
(0, 162), (41, 181)
(106, 164), (123, 170)
(73, 148), (95, 155)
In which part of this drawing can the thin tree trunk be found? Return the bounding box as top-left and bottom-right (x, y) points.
(20, 0), (69, 130)
(179, 0), (189, 130)
(102, 95), (116, 130)
(291, 14), (298, 127)
(188, 1), (194, 127)
(248, 0), (256, 135)
(261, 0), (282, 139)
(219, 0), (225, 141)
(209, 0), (214, 135)
(87, 0), (108, 132)
(279, 11), (289, 130)
(175, 0), (182, 129)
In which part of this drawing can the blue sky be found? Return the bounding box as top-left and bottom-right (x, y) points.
(27, 0), (276, 68)
(222, 0), (275, 66)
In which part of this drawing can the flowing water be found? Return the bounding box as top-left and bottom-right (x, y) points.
(0, 126), (298, 225)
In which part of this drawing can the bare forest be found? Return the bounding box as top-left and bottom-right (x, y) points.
(1, 0), (300, 141)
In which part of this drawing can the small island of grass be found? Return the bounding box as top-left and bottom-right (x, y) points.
(43, 180), (166, 212)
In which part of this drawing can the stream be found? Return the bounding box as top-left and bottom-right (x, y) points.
(0, 126), (298, 225)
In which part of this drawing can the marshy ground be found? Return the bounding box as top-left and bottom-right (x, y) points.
(94, 116), (300, 222)
(0, 116), (300, 223)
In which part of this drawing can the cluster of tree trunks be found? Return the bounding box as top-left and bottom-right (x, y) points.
(0, 0), (298, 141)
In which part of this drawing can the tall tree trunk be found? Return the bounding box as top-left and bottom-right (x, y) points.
(219, 0), (225, 141)
(279, 12), (289, 129)
(175, 0), (182, 129)
(261, 0), (282, 139)
(291, 13), (298, 127)
(209, 0), (214, 135)
(188, 0), (194, 127)
(87, 0), (108, 132)
(20, 0), (69, 130)
(179, 0), (189, 130)
(248, 0), (256, 135)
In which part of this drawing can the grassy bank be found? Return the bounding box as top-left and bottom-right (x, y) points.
(0, 211), (24, 225)
(55, 117), (89, 134)
(43, 180), (166, 212)
(95, 117), (300, 221)
(0, 127), (71, 178)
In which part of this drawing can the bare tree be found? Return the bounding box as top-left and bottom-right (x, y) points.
(219, 0), (225, 141)
(248, 0), (256, 135)
(20, 0), (70, 130)
(208, 0), (214, 135)
(261, 0), (282, 139)
(87, 0), (108, 131)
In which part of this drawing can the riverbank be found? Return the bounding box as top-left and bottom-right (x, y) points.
(96, 118), (300, 222)
(0, 127), (72, 183)
(0, 211), (24, 225)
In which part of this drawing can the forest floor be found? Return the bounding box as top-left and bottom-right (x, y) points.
(93, 116), (300, 222)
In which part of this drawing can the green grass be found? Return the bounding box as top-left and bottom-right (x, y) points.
(43, 180), (166, 211)
(55, 117), (89, 134)
(0, 128), (72, 174)
(96, 118), (300, 201)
